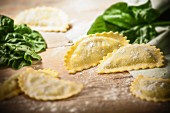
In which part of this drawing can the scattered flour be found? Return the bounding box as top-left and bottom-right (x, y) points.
(103, 87), (119, 101)
(85, 101), (90, 105)
(69, 107), (77, 113)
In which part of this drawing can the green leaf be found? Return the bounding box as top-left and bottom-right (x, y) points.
(121, 25), (157, 44)
(0, 15), (47, 69)
(0, 15), (14, 29)
(152, 21), (170, 27)
(14, 24), (32, 34)
(130, 0), (160, 23)
(0, 15), (14, 40)
(87, 0), (170, 44)
(87, 15), (122, 34)
(103, 2), (135, 28)
(0, 42), (42, 69)
(23, 30), (47, 52)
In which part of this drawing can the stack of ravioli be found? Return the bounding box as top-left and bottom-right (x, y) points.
(64, 31), (170, 102)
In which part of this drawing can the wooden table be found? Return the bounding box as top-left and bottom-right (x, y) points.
(0, 0), (170, 113)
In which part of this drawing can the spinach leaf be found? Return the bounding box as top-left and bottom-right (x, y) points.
(23, 30), (47, 53)
(87, 0), (170, 44)
(0, 43), (41, 69)
(14, 24), (32, 34)
(0, 15), (47, 69)
(0, 15), (14, 33)
(0, 15), (14, 41)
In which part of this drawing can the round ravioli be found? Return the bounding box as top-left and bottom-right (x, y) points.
(15, 6), (70, 32)
(130, 75), (170, 102)
(64, 31), (129, 73)
(18, 69), (83, 100)
(97, 44), (164, 73)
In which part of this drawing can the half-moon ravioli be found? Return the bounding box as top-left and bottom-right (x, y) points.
(64, 32), (129, 73)
(97, 44), (164, 73)
(130, 75), (170, 102)
(0, 74), (21, 101)
(15, 6), (70, 32)
(0, 68), (60, 101)
(18, 68), (83, 100)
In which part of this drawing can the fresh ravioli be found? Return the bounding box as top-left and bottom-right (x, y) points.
(0, 68), (59, 101)
(0, 74), (21, 101)
(15, 6), (70, 32)
(97, 44), (164, 73)
(18, 68), (83, 101)
(64, 32), (129, 73)
(130, 75), (170, 102)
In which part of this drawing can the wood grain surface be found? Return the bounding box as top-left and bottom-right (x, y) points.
(0, 0), (170, 113)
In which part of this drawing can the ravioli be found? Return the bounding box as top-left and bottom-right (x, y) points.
(130, 75), (170, 102)
(0, 74), (21, 101)
(0, 68), (59, 101)
(64, 32), (129, 73)
(15, 6), (70, 32)
(18, 68), (83, 100)
(97, 44), (164, 73)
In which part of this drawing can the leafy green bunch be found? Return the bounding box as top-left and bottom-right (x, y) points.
(0, 15), (47, 69)
(87, 0), (170, 43)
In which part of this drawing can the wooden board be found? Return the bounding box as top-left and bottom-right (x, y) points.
(0, 0), (170, 113)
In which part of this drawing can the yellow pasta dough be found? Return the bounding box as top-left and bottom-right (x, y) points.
(130, 75), (170, 102)
(15, 6), (70, 32)
(18, 68), (83, 100)
(37, 68), (59, 78)
(64, 32), (129, 73)
(97, 44), (164, 73)
(0, 74), (21, 101)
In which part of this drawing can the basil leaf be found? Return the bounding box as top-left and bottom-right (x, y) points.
(130, 1), (160, 23)
(121, 25), (157, 43)
(87, 15), (122, 34)
(87, 0), (170, 44)
(103, 2), (135, 29)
